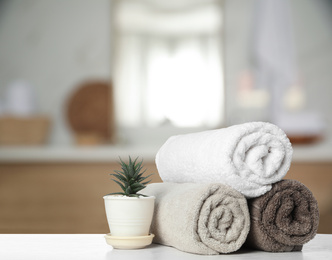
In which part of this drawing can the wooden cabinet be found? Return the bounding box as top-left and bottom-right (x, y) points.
(0, 162), (161, 234)
(0, 162), (331, 234)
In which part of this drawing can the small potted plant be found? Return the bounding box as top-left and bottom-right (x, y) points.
(103, 156), (155, 249)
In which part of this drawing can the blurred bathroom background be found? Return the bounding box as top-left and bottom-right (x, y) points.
(0, 0), (331, 234)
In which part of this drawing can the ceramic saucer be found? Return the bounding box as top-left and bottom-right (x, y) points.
(104, 233), (154, 249)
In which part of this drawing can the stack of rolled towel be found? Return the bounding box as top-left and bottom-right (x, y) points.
(142, 122), (319, 255)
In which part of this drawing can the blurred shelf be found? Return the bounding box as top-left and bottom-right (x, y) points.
(292, 140), (332, 162)
(0, 141), (331, 163)
(0, 144), (159, 163)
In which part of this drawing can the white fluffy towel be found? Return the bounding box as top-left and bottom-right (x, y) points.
(156, 122), (293, 198)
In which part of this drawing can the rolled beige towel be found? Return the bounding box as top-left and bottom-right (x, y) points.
(142, 183), (250, 255)
(245, 179), (319, 252)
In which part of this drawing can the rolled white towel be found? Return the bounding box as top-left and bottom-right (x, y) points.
(156, 122), (293, 198)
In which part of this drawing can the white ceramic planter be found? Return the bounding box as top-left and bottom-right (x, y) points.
(103, 195), (155, 237)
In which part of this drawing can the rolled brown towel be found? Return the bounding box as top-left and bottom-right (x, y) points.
(246, 179), (319, 252)
(142, 183), (250, 255)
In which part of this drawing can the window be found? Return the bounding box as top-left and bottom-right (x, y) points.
(112, 0), (224, 138)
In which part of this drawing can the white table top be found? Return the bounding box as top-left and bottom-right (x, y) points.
(0, 234), (331, 260)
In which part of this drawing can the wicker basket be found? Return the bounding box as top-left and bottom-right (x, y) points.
(0, 116), (50, 145)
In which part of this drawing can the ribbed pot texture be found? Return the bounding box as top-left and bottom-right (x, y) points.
(103, 196), (155, 237)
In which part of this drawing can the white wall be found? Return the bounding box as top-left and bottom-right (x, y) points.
(0, 0), (111, 145)
(1, 0), (331, 145)
(224, 0), (332, 134)
(224, 0), (254, 125)
(291, 0), (332, 130)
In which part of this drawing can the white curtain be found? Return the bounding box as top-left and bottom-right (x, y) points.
(113, 0), (224, 128)
(252, 0), (297, 120)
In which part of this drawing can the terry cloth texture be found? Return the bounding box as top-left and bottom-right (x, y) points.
(156, 121), (293, 198)
(141, 182), (250, 255)
(245, 179), (319, 252)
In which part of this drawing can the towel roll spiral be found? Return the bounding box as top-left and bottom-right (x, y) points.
(156, 122), (293, 198)
(142, 183), (250, 255)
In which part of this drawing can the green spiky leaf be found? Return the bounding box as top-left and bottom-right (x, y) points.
(125, 186), (132, 195)
(136, 193), (148, 197)
(113, 170), (128, 179)
(141, 180), (152, 186)
(105, 192), (126, 196)
(110, 173), (127, 183)
(131, 182), (144, 189)
(106, 156), (154, 196)
(112, 179), (126, 193)
(138, 173), (154, 183)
